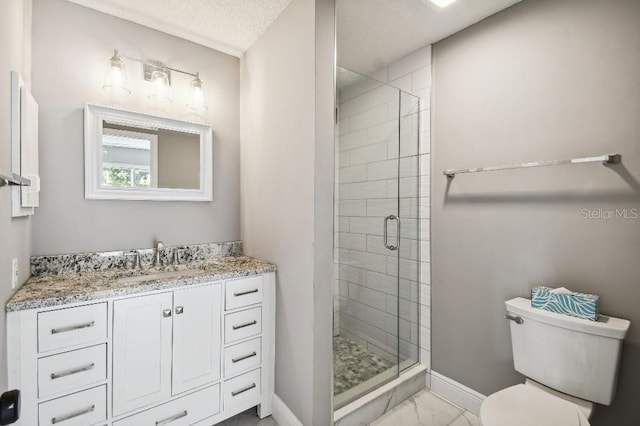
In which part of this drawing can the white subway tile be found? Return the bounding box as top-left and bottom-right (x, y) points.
(338, 129), (367, 152)
(420, 348), (431, 370)
(367, 307), (397, 334)
(369, 67), (389, 83)
(386, 295), (398, 315)
(338, 150), (349, 167)
(339, 217), (350, 232)
(365, 270), (397, 295)
(339, 164), (367, 183)
(386, 179), (398, 198)
(411, 66), (431, 93)
(420, 240), (430, 262)
(346, 180), (387, 200)
(420, 305), (431, 330)
(400, 157), (419, 178)
(420, 283), (431, 307)
(366, 235), (388, 256)
(420, 326), (431, 351)
(349, 142), (388, 166)
(419, 154), (430, 176)
(367, 198), (397, 217)
(367, 159), (397, 181)
(368, 120), (398, 145)
(420, 262), (431, 285)
(388, 46), (431, 81)
(349, 250), (388, 273)
(339, 232), (367, 251)
(339, 93), (371, 120)
(389, 74), (412, 93)
(349, 283), (388, 311)
(350, 104), (389, 132)
(420, 130), (431, 154)
(387, 138), (399, 159)
(369, 84), (398, 106)
(339, 200), (367, 216)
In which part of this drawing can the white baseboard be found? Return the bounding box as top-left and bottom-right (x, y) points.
(272, 394), (303, 426)
(430, 371), (486, 416)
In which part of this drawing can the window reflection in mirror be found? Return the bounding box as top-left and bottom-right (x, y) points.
(101, 121), (200, 190)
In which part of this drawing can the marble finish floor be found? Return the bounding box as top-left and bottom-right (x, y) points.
(370, 389), (481, 426)
(334, 336), (394, 396)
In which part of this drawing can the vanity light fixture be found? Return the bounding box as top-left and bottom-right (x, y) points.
(428, 0), (458, 7)
(102, 49), (208, 111)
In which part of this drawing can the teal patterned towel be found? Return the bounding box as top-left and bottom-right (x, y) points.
(531, 286), (600, 321)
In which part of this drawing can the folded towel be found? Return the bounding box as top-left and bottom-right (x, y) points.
(531, 286), (599, 321)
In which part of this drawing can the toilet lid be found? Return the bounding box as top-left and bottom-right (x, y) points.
(480, 384), (590, 426)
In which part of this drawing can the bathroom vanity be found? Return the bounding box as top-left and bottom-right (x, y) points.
(5, 245), (276, 426)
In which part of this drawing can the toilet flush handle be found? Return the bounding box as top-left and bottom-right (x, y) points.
(505, 314), (524, 325)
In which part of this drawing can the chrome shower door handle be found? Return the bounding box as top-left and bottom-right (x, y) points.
(383, 215), (400, 251)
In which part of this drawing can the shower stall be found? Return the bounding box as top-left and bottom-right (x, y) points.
(333, 67), (421, 409)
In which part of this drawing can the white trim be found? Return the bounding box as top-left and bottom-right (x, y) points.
(84, 103), (213, 201)
(271, 394), (303, 426)
(430, 371), (486, 416)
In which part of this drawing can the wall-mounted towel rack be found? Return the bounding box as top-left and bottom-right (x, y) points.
(443, 154), (621, 178)
(0, 168), (31, 188)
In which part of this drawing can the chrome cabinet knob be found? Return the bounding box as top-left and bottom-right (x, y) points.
(175, 306), (184, 315)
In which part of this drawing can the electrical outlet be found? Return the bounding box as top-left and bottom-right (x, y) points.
(11, 259), (18, 289)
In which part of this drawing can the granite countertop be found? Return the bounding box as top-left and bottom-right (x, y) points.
(6, 255), (277, 312)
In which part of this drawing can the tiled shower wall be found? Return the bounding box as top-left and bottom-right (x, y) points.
(334, 46), (431, 371)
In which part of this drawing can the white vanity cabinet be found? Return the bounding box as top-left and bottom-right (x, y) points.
(6, 271), (276, 426)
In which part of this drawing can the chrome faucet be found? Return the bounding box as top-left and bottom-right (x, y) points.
(155, 241), (164, 266)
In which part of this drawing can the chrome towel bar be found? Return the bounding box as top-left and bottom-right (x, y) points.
(444, 153), (621, 178)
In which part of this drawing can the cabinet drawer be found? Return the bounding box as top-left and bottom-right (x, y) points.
(114, 384), (220, 426)
(38, 303), (107, 353)
(224, 338), (261, 378)
(223, 368), (261, 412)
(38, 344), (107, 398)
(225, 276), (263, 310)
(38, 385), (106, 426)
(224, 307), (262, 344)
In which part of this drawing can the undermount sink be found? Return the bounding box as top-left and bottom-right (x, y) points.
(115, 268), (202, 285)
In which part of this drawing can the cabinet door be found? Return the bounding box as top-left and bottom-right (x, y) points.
(172, 284), (222, 395)
(113, 293), (173, 416)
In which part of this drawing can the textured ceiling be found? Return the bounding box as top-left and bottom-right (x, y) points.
(66, 0), (292, 57)
(67, 0), (521, 70)
(338, 0), (523, 75)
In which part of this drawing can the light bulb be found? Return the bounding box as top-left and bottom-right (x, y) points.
(148, 69), (172, 102)
(103, 50), (131, 94)
(187, 74), (208, 111)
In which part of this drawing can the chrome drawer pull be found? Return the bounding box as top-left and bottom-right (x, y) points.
(234, 289), (259, 297)
(51, 363), (95, 380)
(51, 321), (95, 335)
(232, 320), (257, 330)
(156, 410), (188, 425)
(51, 404), (95, 424)
(232, 351), (257, 363)
(231, 383), (256, 397)
(163, 309), (172, 318)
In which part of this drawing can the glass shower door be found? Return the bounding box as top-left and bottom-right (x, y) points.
(333, 67), (420, 409)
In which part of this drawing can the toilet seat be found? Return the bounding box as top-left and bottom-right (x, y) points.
(480, 384), (590, 426)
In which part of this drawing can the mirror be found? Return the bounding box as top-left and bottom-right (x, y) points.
(84, 104), (212, 201)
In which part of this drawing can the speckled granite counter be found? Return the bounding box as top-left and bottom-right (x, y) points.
(7, 255), (277, 312)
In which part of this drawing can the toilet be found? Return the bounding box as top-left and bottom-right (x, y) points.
(480, 297), (630, 426)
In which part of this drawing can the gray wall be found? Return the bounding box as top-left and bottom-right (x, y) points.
(31, 0), (240, 255)
(431, 0), (640, 424)
(240, 0), (334, 423)
(0, 0), (32, 391)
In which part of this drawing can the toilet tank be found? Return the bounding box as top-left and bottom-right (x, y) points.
(505, 297), (630, 405)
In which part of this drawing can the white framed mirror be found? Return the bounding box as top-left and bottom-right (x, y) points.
(84, 103), (212, 201)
